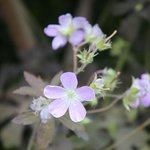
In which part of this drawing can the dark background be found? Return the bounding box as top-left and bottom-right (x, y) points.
(0, 0), (150, 149)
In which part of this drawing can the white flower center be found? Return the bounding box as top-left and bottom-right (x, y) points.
(60, 24), (75, 36)
(65, 89), (79, 101)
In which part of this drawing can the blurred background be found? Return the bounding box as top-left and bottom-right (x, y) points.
(0, 0), (150, 149)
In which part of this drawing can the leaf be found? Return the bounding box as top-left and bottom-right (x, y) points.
(1, 123), (23, 148)
(35, 118), (55, 149)
(24, 71), (46, 95)
(0, 104), (17, 122)
(59, 114), (84, 131)
(13, 86), (38, 96)
(12, 111), (39, 125)
(59, 114), (88, 140)
(50, 71), (63, 85)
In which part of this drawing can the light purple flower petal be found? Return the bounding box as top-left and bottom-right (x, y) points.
(84, 23), (92, 34)
(60, 72), (78, 89)
(44, 25), (60, 37)
(141, 73), (149, 80)
(76, 86), (95, 101)
(44, 85), (65, 99)
(59, 13), (72, 26)
(69, 101), (86, 122)
(141, 94), (150, 107)
(69, 30), (84, 46)
(72, 17), (89, 29)
(92, 24), (103, 37)
(49, 99), (69, 118)
(52, 35), (67, 49)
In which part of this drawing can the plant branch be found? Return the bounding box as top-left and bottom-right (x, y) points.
(27, 123), (39, 150)
(73, 46), (78, 72)
(87, 92), (126, 114)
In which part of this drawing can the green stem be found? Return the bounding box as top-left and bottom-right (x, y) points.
(87, 92), (127, 114)
(73, 46), (78, 72)
(27, 123), (39, 150)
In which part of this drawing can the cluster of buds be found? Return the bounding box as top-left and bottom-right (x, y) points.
(91, 68), (120, 97)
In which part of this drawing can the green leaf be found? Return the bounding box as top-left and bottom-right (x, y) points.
(24, 71), (46, 95)
(50, 71), (63, 85)
(1, 124), (23, 148)
(12, 111), (39, 125)
(59, 114), (88, 140)
(13, 86), (38, 96)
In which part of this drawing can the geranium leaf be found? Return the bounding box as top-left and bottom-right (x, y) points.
(24, 71), (46, 95)
(59, 114), (88, 140)
(13, 86), (38, 96)
(50, 71), (63, 85)
(12, 111), (39, 125)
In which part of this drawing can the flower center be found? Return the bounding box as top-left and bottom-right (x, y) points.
(60, 24), (75, 36)
(66, 89), (78, 101)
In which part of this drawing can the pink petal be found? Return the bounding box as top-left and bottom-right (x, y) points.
(60, 72), (78, 89)
(58, 13), (72, 26)
(49, 99), (69, 118)
(76, 86), (95, 101)
(44, 85), (65, 99)
(69, 101), (86, 122)
(44, 25), (60, 37)
(69, 30), (84, 46)
(52, 35), (67, 50)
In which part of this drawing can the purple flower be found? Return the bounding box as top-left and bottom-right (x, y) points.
(84, 24), (103, 43)
(44, 72), (95, 122)
(44, 13), (88, 50)
(130, 73), (150, 108)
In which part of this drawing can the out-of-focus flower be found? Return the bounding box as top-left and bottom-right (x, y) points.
(30, 97), (51, 123)
(44, 72), (95, 122)
(44, 13), (88, 49)
(123, 73), (150, 110)
(84, 24), (103, 43)
(91, 68), (119, 97)
(131, 74), (150, 107)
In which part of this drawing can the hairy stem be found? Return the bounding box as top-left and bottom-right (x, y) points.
(27, 123), (39, 150)
(73, 46), (78, 72)
(87, 92), (126, 114)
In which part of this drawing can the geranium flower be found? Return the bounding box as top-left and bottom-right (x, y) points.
(44, 72), (95, 122)
(129, 73), (150, 107)
(84, 24), (103, 43)
(44, 13), (88, 49)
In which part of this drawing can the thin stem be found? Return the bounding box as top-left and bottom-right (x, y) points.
(104, 119), (150, 150)
(76, 41), (88, 49)
(76, 64), (87, 74)
(87, 92), (126, 114)
(27, 123), (39, 150)
(105, 30), (117, 42)
(73, 46), (78, 72)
